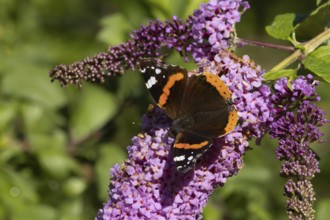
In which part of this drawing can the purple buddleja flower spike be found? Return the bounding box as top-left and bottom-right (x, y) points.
(49, 17), (195, 87)
(96, 105), (249, 220)
(270, 75), (329, 220)
(164, 16), (195, 62)
(190, 0), (249, 61)
(50, 19), (166, 87)
(49, 0), (249, 88)
(96, 50), (273, 219)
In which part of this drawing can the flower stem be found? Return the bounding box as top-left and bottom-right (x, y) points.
(236, 38), (295, 52)
(271, 28), (330, 71)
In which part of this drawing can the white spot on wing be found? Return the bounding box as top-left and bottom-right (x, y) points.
(188, 156), (193, 161)
(146, 76), (157, 89)
(155, 68), (161, 74)
(174, 155), (185, 162)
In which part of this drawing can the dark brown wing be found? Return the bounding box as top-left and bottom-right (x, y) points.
(165, 73), (238, 139)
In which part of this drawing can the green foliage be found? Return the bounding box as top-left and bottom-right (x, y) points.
(0, 0), (144, 219)
(98, 14), (133, 46)
(295, 1), (330, 40)
(69, 84), (118, 141)
(266, 1), (330, 43)
(303, 46), (330, 83)
(264, 1), (330, 82)
(316, 198), (330, 220)
(266, 13), (296, 41)
(264, 69), (296, 81)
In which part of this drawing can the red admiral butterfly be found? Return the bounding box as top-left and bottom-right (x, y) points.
(139, 59), (238, 173)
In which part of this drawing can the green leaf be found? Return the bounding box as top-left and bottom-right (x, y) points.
(203, 203), (222, 220)
(95, 143), (126, 200)
(263, 69), (297, 81)
(63, 177), (87, 197)
(12, 205), (56, 220)
(70, 84), (118, 141)
(21, 102), (64, 134)
(38, 150), (77, 178)
(0, 101), (17, 131)
(97, 13), (132, 46)
(1, 60), (67, 109)
(266, 13), (296, 40)
(59, 198), (87, 220)
(302, 45), (330, 83)
(316, 198), (330, 220)
(0, 167), (39, 207)
(295, 2), (330, 40)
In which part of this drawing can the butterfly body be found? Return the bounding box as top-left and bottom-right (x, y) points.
(139, 59), (238, 173)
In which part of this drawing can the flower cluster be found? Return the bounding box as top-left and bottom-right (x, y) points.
(190, 0), (249, 61)
(50, 20), (165, 88)
(49, 0), (248, 88)
(270, 76), (328, 220)
(96, 105), (250, 219)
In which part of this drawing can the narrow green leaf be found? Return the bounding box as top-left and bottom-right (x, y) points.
(266, 13), (296, 40)
(264, 69), (297, 81)
(70, 84), (118, 141)
(302, 46), (330, 83)
(295, 2), (330, 39)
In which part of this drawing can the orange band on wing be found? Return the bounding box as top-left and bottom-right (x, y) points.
(175, 141), (209, 149)
(158, 72), (184, 107)
(203, 73), (231, 99)
(203, 73), (238, 134)
(224, 109), (239, 134)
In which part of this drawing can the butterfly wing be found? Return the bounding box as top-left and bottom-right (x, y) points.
(168, 73), (238, 172)
(167, 73), (238, 138)
(138, 59), (188, 114)
(139, 60), (238, 173)
(173, 131), (212, 173)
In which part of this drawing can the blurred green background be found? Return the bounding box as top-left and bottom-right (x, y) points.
(0, 0), (329, 220)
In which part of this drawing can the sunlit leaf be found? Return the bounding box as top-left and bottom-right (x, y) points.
(303, 46), (330, 83)
(266, 13), (296, 40)
(264, 69), (297, 81)
(70, 84), (118, 141)
(1, 64), (67, 109)
(63, 177), (87, 197)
